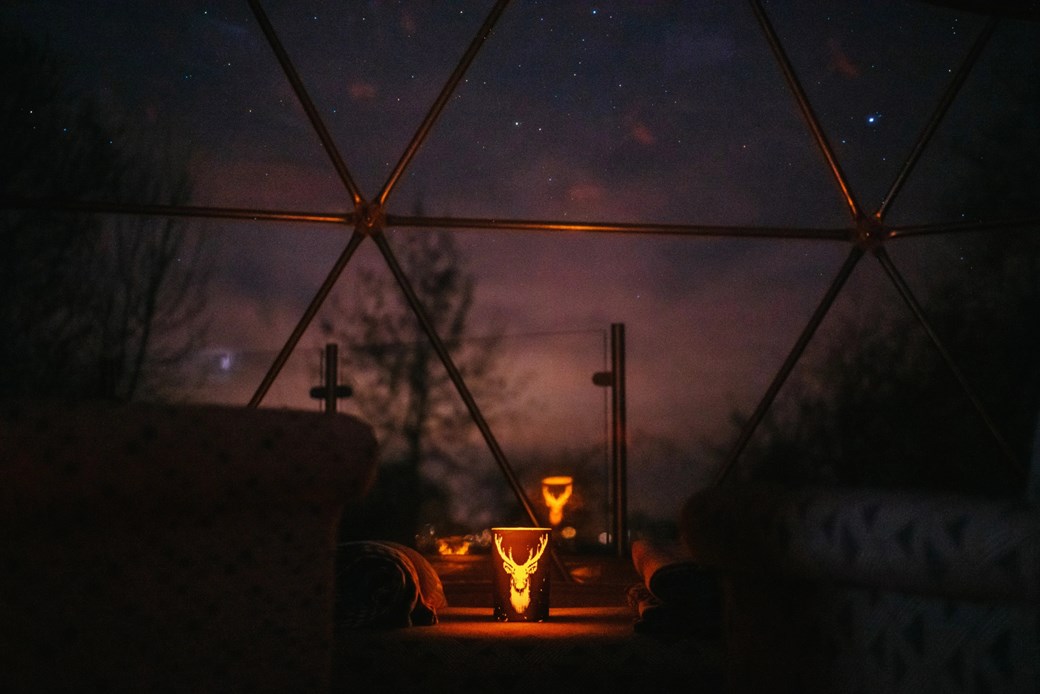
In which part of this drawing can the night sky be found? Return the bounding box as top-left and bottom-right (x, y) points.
(4, 0), (1039, 527)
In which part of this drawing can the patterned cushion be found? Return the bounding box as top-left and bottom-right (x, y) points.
(682, 483), (1039, 600)
(680, 483), (1040, 693)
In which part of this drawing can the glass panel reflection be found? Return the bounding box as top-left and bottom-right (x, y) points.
(3, 1), (1038, 550)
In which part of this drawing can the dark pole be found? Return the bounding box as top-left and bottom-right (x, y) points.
(309, 343), (353, 413)
(714, 245), (864, 486)
(610, 323), (628, 557)
(249, 229), (366, 408)
(369, 229), (571, 582)
(323, 343), (338, 414)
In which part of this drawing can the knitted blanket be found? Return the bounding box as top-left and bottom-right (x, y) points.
(336, 541), (447, 629)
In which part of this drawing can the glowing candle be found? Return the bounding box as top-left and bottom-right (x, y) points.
(541, 475), (573, 526)
(491, 527), (551, 622)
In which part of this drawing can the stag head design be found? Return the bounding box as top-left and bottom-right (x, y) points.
(494, 532), (549, 614)
(541, 479), (573, 526)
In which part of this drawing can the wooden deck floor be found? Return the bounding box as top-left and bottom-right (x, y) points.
(431, 552), (641, 608)
(333, 553), (725, 693)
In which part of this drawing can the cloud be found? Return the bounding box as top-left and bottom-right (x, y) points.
(399, 10), (418, 36)
(566, 182), (606, 203)
(349, 81), (378, 100)
(628, 120), (656, 146)
(188, 153), (347, 210)
(828, 37), (861, 78)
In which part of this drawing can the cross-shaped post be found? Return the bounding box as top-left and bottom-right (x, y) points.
(309, 343), (353, 414)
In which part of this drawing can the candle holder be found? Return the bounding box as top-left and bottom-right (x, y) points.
(491, 527), (551, 622)
(541, 475), (574, 526)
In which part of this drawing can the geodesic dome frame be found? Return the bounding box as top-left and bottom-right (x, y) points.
(5, 1), (1039, 561)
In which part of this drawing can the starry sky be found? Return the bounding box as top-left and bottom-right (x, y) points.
(4, 0), (1039, 527)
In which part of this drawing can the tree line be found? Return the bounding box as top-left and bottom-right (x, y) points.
(1, 31), (207, 402)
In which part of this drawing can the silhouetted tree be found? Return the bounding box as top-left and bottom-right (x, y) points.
(0, 32), (208, 401)
(320, 223), (515, 542)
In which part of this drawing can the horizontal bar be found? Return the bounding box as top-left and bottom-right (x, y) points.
(4, 198), (862, 241)
(1, 196), (353, 225)
(889, 216), (1040, 239)
(386, 214), (851, 241)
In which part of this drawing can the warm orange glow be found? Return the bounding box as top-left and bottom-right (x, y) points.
(436, 536), (472, 555)
(541, 475), (573, 526)
(492, 527), (551, 621)
(495, 532), (547, 613)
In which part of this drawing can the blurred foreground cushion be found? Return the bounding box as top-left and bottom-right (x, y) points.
(681, 482), (1040, 693)
(0, 400), (378, 693)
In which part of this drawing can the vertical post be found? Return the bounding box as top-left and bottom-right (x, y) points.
(610, 323), (628, 557)
(322, 343), (338, 414)
(310, 342), (353, 413)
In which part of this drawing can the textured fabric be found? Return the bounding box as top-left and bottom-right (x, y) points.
(683, 482), (1040, 601)
(681, 483), (1040, 693)
(631, 538), (700, 604)
(628, 539), (721, 635)
(336, 541), (447, 629)
(0, 400), (378, 693)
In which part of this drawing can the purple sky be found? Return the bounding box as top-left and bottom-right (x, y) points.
(5, 0), (1038, 526)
